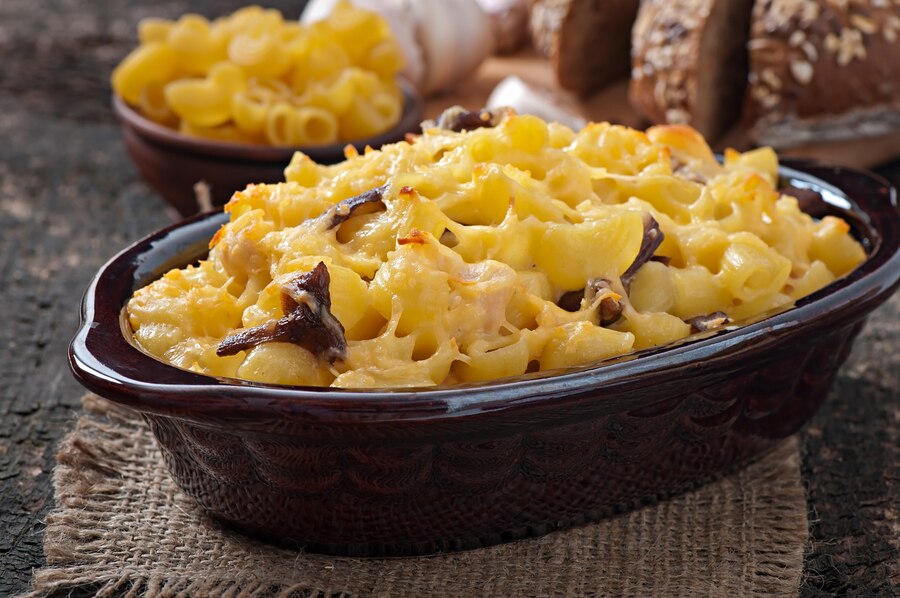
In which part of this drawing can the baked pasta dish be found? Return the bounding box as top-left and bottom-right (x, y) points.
(111, 3), (405, 145)
(127, 109), (866, 388)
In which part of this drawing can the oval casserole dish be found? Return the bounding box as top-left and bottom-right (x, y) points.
(69, 159), (899, 556)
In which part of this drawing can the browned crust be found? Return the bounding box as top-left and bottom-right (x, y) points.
(745, 0), (900, 147)
(530, 0), (639, 96)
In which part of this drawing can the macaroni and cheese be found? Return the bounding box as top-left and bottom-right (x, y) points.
(127, 110), (866, 388)
(112, 3), (405, 145)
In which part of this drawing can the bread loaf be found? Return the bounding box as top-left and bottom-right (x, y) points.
(744, 0), (900, 147)
(629, 0), (756, 141)
(479, 0), (531, 53)
(529, 0), (639, 96)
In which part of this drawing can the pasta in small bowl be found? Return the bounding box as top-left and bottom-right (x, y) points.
(111, 4), (423, 217)
(70, 110), (899, 556)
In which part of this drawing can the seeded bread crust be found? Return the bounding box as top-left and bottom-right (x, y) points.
(529, 0), (639, 96)
(745, 0), (900, 147)
(629, 0), (755, 141)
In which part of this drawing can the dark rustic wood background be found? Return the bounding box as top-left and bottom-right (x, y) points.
(1, 1), (897, 595)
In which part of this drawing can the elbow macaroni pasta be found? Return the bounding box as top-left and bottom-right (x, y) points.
(127, 114), (867, 388)
(112, 2), (405, 145)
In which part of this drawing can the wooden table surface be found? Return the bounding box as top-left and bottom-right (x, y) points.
(1, 1), (897, 595)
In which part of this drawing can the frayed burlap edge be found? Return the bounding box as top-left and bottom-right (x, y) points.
(25, 395), (808, 597)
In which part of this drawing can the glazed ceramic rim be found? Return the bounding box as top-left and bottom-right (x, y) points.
(69, 161), (899, 424)
(111, 78), (424, 162)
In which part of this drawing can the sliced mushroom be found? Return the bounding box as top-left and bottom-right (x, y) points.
(217, 262), (347, 363)
(671, 157), (710, 184)
(621, 213), (665, 287)
(323, 185), (388, 229)
(556, 289), (583, 312)
(439, 228), (459, 247)
(586, 279), (624, 326)
(557, 278), (623, 326)
(687, 311), (730, 333)
(422, 106), (509, 132)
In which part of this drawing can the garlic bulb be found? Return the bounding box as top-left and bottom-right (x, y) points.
(416, 0), (494, 95)
(487, 75), (587, 130)
(301, 0), (495, 97)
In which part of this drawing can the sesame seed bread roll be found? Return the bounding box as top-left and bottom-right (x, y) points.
(529, 0), (640, 96)
(629, 0), (756, 141)
(744, 0), (900, 148)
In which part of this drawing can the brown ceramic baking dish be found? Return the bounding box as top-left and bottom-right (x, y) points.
(112, 79), (424, 218)
(69, 160), (899, 556)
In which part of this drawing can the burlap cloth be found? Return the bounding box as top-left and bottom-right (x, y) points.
(26, 394), (808, 597)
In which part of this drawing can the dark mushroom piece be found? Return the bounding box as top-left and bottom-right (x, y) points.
(217, 262), (347, 363)
(670, 156), (712, 184)
(557, 278), (623, 326)
(557, 214), (663, 324)
(556, 290), (583, 313)
(587, 279), (624, 326)
(422, 106), (508, 133)
(439, 228), (459, 247)
(621, 213), (665, 288)
(686, 311), (730, 333)
(323, 184), (388, 229)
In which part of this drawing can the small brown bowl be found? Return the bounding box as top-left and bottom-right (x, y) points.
(69, 160), (899, 556)
(112, 80), (424, 218)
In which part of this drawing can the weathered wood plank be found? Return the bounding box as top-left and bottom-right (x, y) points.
(0, 2), (299, 593)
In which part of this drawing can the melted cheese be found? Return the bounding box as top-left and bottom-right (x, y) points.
(127, 114), (866, 388)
